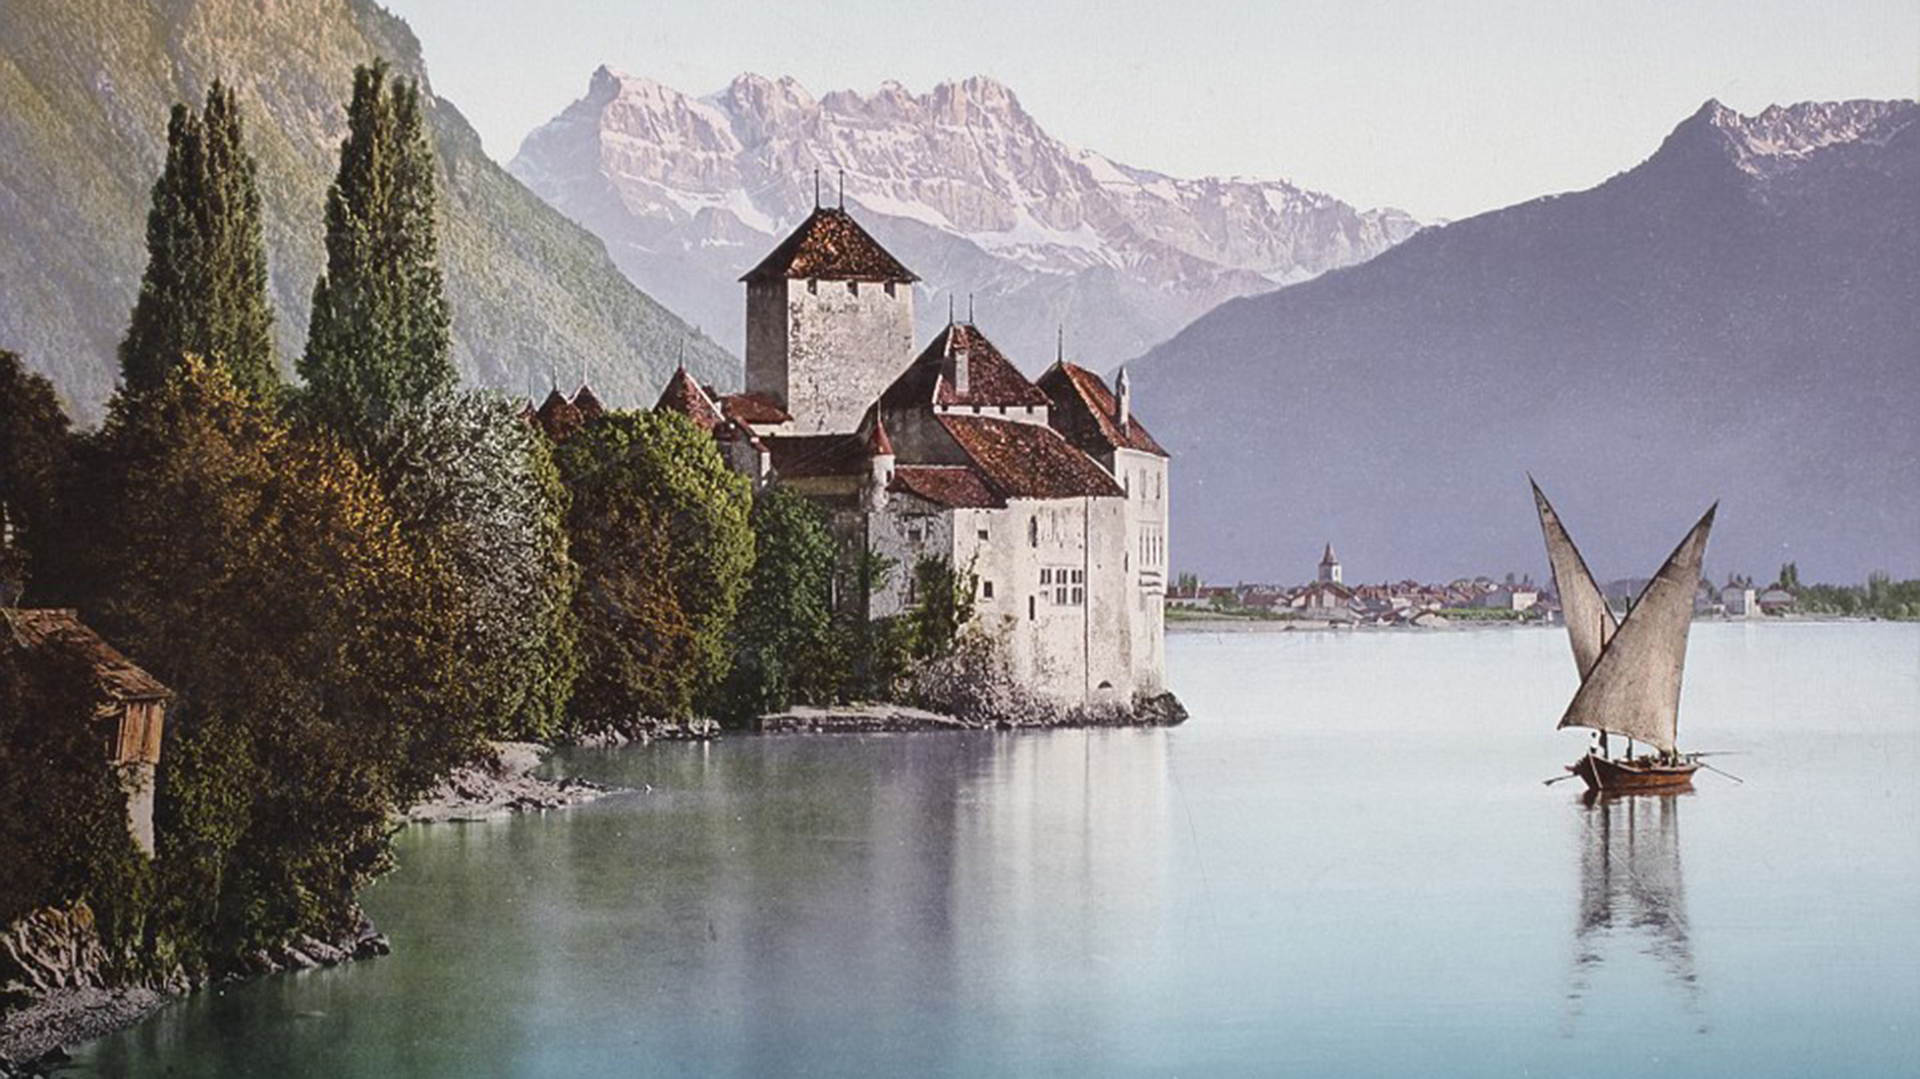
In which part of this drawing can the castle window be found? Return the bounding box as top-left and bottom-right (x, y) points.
(977, 526), (989, 541)
(1029, 596), (1035, 621)
(907, 519), (924, 544)
(847, 281), (859, 295)
(1028, 518), (1038, 548)
(982, 580), (994, 599)
(885, 282), (897, 298)
(1041, 568), (1052, 586)
(1071, 587), (1084, 605)
(807, 278), (818, 294)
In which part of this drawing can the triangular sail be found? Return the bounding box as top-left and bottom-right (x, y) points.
(1556, 504), (1716, 753)
(1532, 480), (1617, 681)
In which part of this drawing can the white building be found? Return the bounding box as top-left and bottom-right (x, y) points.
(659, 206), (1168, 704)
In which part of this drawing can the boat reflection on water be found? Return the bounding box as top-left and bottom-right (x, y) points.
(1566, 789), (1705, 1031)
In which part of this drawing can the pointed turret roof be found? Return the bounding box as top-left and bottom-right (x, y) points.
(741, 207), (918, 284)
(1321, 543), (1339, 565)
(865, 414), (894, 457)
(571, 383), (606, 420)
(653, 367), (723, 431)
(535, 388), (584, 441)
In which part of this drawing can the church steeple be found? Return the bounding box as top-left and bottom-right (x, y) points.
(1317, 543), (1342, 584)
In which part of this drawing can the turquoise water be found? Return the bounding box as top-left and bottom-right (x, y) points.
(74, 623), (1920, 1077)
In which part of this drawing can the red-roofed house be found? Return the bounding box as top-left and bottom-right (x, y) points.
(673, 205), (1169, 704)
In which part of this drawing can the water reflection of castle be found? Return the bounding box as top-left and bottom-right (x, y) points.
(1567, 792), (1703, 1026)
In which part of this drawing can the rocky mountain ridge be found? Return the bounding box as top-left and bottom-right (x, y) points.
(1126, 98), (1919, 583)
(510, 67), (1419, 368)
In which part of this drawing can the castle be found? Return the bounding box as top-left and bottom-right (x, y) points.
(653, 205), (1169, 704)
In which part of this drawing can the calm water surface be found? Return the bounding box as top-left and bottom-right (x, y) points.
(76, 623), (1920, 1077)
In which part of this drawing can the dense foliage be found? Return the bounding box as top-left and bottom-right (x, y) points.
(300, 61), (453, 435)
(716, 486), (837, 723)
(119, 82), (277, 401)
(1785, 568), (1920, 620)
(358, 391), (579, 740)
(64, 358), (471, 961)
(0, 351), (74, 600)
(556, 411), (752, 729)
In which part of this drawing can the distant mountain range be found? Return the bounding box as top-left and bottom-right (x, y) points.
(510, 67), (1419, 370)
(0, 0), (733, 422)
(1127, 99), (1920, 584)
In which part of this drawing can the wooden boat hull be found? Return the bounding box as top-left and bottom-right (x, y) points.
(1568, 752), (1698, 793)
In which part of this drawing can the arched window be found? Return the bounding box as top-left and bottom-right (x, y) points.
(1028, 517), (1039, 548)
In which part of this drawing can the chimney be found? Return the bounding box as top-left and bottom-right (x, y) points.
(953, 334), (971, 397)
(1116, 366), (1132, 431)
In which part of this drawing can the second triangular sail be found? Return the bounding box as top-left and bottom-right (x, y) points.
(1554, 503), (1717, 753)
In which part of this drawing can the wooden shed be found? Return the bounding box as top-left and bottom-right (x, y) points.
(5, 608), (171, 853)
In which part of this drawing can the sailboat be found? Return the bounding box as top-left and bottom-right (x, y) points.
(1532, 480), (1716, 793)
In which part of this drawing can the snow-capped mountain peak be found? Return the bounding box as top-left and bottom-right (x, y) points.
(511, 70), (1421, 366)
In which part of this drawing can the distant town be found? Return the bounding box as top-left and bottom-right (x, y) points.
(1166, 544), (1832, 627)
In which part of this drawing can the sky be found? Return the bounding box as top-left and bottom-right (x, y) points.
(379, 0), (1917, 222)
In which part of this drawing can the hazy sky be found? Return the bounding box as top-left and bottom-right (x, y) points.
(382, 0), (1916, 221)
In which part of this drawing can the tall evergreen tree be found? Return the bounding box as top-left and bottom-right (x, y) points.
(300, 61), (452, 435)
(119, 81), (277, 399)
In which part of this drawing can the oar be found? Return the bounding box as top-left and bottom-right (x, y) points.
(1542, 772), (1579, 786)
(1697, 760), (1745, 784)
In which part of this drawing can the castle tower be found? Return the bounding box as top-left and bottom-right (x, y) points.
(1317, 543), (1342, 584)
(741, 206), (918, 435)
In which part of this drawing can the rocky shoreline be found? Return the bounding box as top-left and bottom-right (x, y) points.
(406, 741), (615, 824)
(0, 907), (388, 1076)
(758, 691), (1189, 734)
(1, 741), (603, 1073)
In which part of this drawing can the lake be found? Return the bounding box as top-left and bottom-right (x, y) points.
(73, 622), (1920, 1077)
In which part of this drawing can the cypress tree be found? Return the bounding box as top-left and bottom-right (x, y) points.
(120, 81), (278, 399)
(300, 61), (453, 436)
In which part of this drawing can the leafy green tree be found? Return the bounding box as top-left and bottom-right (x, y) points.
(119, 82), (278, 400)
(72, 358), (468, 963)
(905, 554), (978, 662)
(360, 390), (578, 740)
(300, 60), (452, 436)
(0, 351), (75, 602)
(556, 411), (751, 727)
(717, 486), (836, 723)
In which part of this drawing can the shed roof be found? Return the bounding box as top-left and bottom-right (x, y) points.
(6, 609), (171, 702)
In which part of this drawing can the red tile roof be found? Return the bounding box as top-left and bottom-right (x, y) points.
(764, 434), (869, 480)
(881, 323), (1050, 411)
(938, 415), (1124, 501)
(535, 388), (585, 441)
(716, 392), (791, 427)
(6, 608), (171, 701)
(653, 368), (723, 432)
(889, 466), (1002, 508)
(1036, 362), (1167, 458)
(741, 207), (918, 284)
